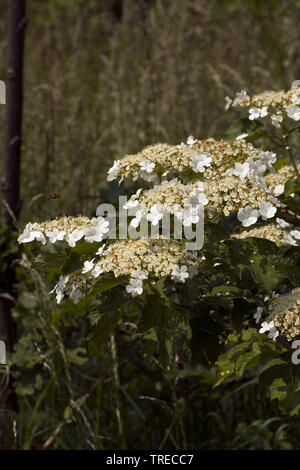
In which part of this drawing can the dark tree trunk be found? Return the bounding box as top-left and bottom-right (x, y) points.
(0, 0), (26, 412)
(3, 0), (26, 226)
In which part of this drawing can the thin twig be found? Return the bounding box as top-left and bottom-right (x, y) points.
(279, 207), (300, 227)
(1, 198), (19, 230)
(42, 381), (100, 449)
(282, 123), (300, 178)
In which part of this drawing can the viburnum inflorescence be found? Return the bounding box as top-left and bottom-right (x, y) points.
(264, 163), (300, 189)
(18, 215), (109, 247)
(233, 223), (300, 247)
(225, 81), (300, 126)
(107, 137), (278, 184)
(125, 179), (208, 229)
(203, 174), (280, 224)
(50, 273), (90, 304)
(256, 289), (300, 342)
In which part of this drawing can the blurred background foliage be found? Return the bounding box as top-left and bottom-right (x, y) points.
(1, 0), (300, 450)
(2, 0), (300, 221)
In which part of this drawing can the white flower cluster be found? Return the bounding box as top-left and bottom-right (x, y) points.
(108, 135), (282, 229)
(50, 274), (88, 304)
(228, 150), (276, 180)
(256, 289), (300, 342)
(237, 202), (277, 227)
(125, 179), (208, 229)
(252, 292), (280, 341)
(259, 319), (279, 341)
(91, 237), (199, 286)
(18, 216), (110, 247)
(106, 136), (275, 184)
(233, 220), (300, 247)
(125, 270), (148, 297)
(43, 235), (200, 301)
(264, 163), (300, 189)
(189, 152), (212, 173)
(107, 138), (212, 184)
(203, 175), (280, 225)
(226, 81), (300, 127)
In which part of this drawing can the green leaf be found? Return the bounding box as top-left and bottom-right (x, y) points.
(223, 238), (281, 294)
(204, 221), (230, 245)
(88, 290), (126, 357)
(138, 295), (192, 365)
(32, 250), (67, 273)
(216, 118), (266, 142)
(70, 241), (102, 255)
(273, 158), (290, 171)
(88, 309), (122, 358)
(284, 178), (300, 197)
(269, 376), (300, 416)
(250, 252), (280, 294)
(18, 293), (37, 310)
(62, 252), (83, 275)
(66, 347), (88, 365)
(259, 359), (289, 387)
(281, 385), (300, 416)
(91, 274), (125, 295)
(56, 295), (93, 318)
(235, 350), (262, 377)
(214, 359), (235, 386)
(270, 378), (287, 401)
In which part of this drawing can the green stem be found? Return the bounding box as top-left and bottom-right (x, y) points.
(172, 383), (187, 450)
(110, 334), (127, 450)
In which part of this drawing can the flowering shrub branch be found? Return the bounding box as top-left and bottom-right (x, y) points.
(17, 82), (300, 415)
